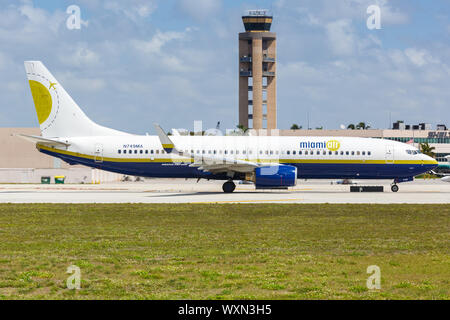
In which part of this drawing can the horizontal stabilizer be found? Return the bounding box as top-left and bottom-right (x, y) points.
(15, 134), (70, 147)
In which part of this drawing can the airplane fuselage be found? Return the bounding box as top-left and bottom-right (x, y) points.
(37, 135), (437, 181)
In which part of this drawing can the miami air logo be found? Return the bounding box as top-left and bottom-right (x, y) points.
(299, 140), (341, 151)
(326, 140), (340, 151)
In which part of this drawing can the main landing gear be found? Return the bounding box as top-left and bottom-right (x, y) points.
(391, 183), (399, 192)
(222, 180), (236, 193)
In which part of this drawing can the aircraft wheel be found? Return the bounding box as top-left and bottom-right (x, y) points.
(222, 181), (236, 193)
(391, 184), (399, 193)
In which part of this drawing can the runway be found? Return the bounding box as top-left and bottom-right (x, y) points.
(0, 179), (449, 204)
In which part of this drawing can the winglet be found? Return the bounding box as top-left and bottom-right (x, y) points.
(153, 123), (176, 153)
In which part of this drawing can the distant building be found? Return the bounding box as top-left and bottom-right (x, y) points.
(239, 10), (277, 130)
(392, 121), (432, 131)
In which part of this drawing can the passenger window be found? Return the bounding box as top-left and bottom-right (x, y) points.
(243, 150), (246, 155)
(129, 150), (132, 154)
(236, 151), (239, 155)
(287, 151), (290, 155)
(340, 151), (344, 155)
(335, 151), (338, 155)
(368, 151), (371, 156)
(225, 150), (228, 155)
(293, 151), (296, 155)
(316, 151), (320, 155)
(346, 151), (349, 155)
(202, 150), (205, 154)
(118, 150), (121, 154)
(208, 150), (211, 154)
(145, 150), (148, 154)
(156, 150), (159, 154)
(134, 150), (138, 154)
(230, 150), (234, 154)
(323, 151), (326, 155)
(214, 150), (217, 154)
(357, 151), (360, 156)
(329, 151), (332, 155)
(351, 151), (355, 155)
(362, 151), (365, 156)
(270, 151), (273, 155)
(140, 150), (143, 154)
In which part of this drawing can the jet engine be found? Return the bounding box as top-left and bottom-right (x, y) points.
(246, 165), (298, 189)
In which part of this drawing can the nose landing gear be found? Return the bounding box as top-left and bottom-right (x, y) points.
(391, 184), (399, 192)
(222, 180), (236, 193)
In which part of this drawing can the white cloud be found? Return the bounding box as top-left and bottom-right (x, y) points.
(131, 29), (190, 55)
(326, 19), (355, 56)
(295, 7), (321, 26)
(177, 0), (221, 21)
(404, 48), (439, 67)
(276, 0), (408, 26)
(58, 72), (106, 92)
(104, 0), (157, 21)
(58, 46), (100, 67)
(375, 0), (409, 25)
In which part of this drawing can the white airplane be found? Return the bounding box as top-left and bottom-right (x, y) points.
(432, 156), (450, 183)
(19, 61), (438, 193)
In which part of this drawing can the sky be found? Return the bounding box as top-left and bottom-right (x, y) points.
(0, 0), (449, 134)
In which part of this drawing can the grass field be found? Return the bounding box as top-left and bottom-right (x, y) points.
(0, 204), (448, 300)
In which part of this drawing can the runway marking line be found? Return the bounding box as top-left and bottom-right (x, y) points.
(191, 199), (302, 204)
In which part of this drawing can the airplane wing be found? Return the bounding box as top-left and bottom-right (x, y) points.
(153, 123), (259, 174)
(15, 134), (70, 147)
(430, 170), (450, 183)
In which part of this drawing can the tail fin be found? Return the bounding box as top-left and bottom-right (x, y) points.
(24, 61), (127, 138)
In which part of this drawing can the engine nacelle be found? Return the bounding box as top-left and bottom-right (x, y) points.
(251, 165), (298, 189)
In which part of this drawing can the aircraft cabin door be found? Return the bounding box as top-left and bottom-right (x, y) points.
(94, 144), (103, 163)
(385, 145), (394, 164)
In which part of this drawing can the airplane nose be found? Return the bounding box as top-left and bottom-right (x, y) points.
(426, 155), (438, 166)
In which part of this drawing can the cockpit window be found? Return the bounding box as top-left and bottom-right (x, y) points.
(406, 150), (420, 155)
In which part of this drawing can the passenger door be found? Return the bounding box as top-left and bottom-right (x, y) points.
(385, 145), (394, 164)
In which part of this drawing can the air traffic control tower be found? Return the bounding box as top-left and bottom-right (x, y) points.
(239, 10), (277, 130)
